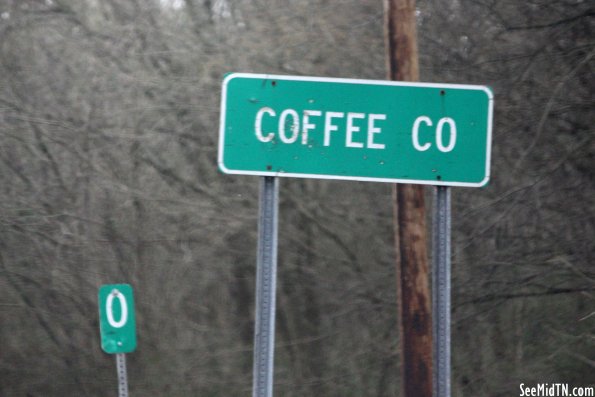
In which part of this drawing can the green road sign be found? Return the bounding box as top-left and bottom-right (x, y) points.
(219, 73), (493, 187)
(98, 284), (137, 354)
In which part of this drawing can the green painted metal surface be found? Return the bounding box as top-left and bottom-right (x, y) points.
(219, 73), (493, 187)
(98, 284), (137, 354)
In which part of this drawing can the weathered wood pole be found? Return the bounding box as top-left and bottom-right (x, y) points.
(384, 1), (433, 397)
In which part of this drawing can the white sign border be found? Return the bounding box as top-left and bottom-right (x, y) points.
(218, 73), (493, 188)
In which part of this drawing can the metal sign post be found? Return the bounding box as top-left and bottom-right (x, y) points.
(253, 176), (279, 397)
(432, 186), (451, 397)
(116, 353), (129, 397)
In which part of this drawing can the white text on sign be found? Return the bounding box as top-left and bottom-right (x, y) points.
(255, 108), (459, 153)
(412, 116), (457, 153)
(255, 107), (387, 149)
(106, 289), (128, 328)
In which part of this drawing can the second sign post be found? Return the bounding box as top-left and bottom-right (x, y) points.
(99, 284), (137, 397)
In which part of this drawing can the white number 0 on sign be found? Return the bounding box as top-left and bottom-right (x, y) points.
(106, 289), (128, 328)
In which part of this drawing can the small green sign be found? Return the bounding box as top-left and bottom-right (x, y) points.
(219, 73), (493, 187)
(98, 284), (137, 354)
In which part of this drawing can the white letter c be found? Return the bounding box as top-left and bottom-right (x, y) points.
(412, 116), (432, 151)
(255, 107), (275, 142)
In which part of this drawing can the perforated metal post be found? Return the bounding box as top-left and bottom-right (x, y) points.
(116, 353), (129, 397)
(432, 186), (451, 397)
(252, 176), (279, 397)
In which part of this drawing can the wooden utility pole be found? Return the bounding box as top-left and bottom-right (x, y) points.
(384, 1), (433, 397)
